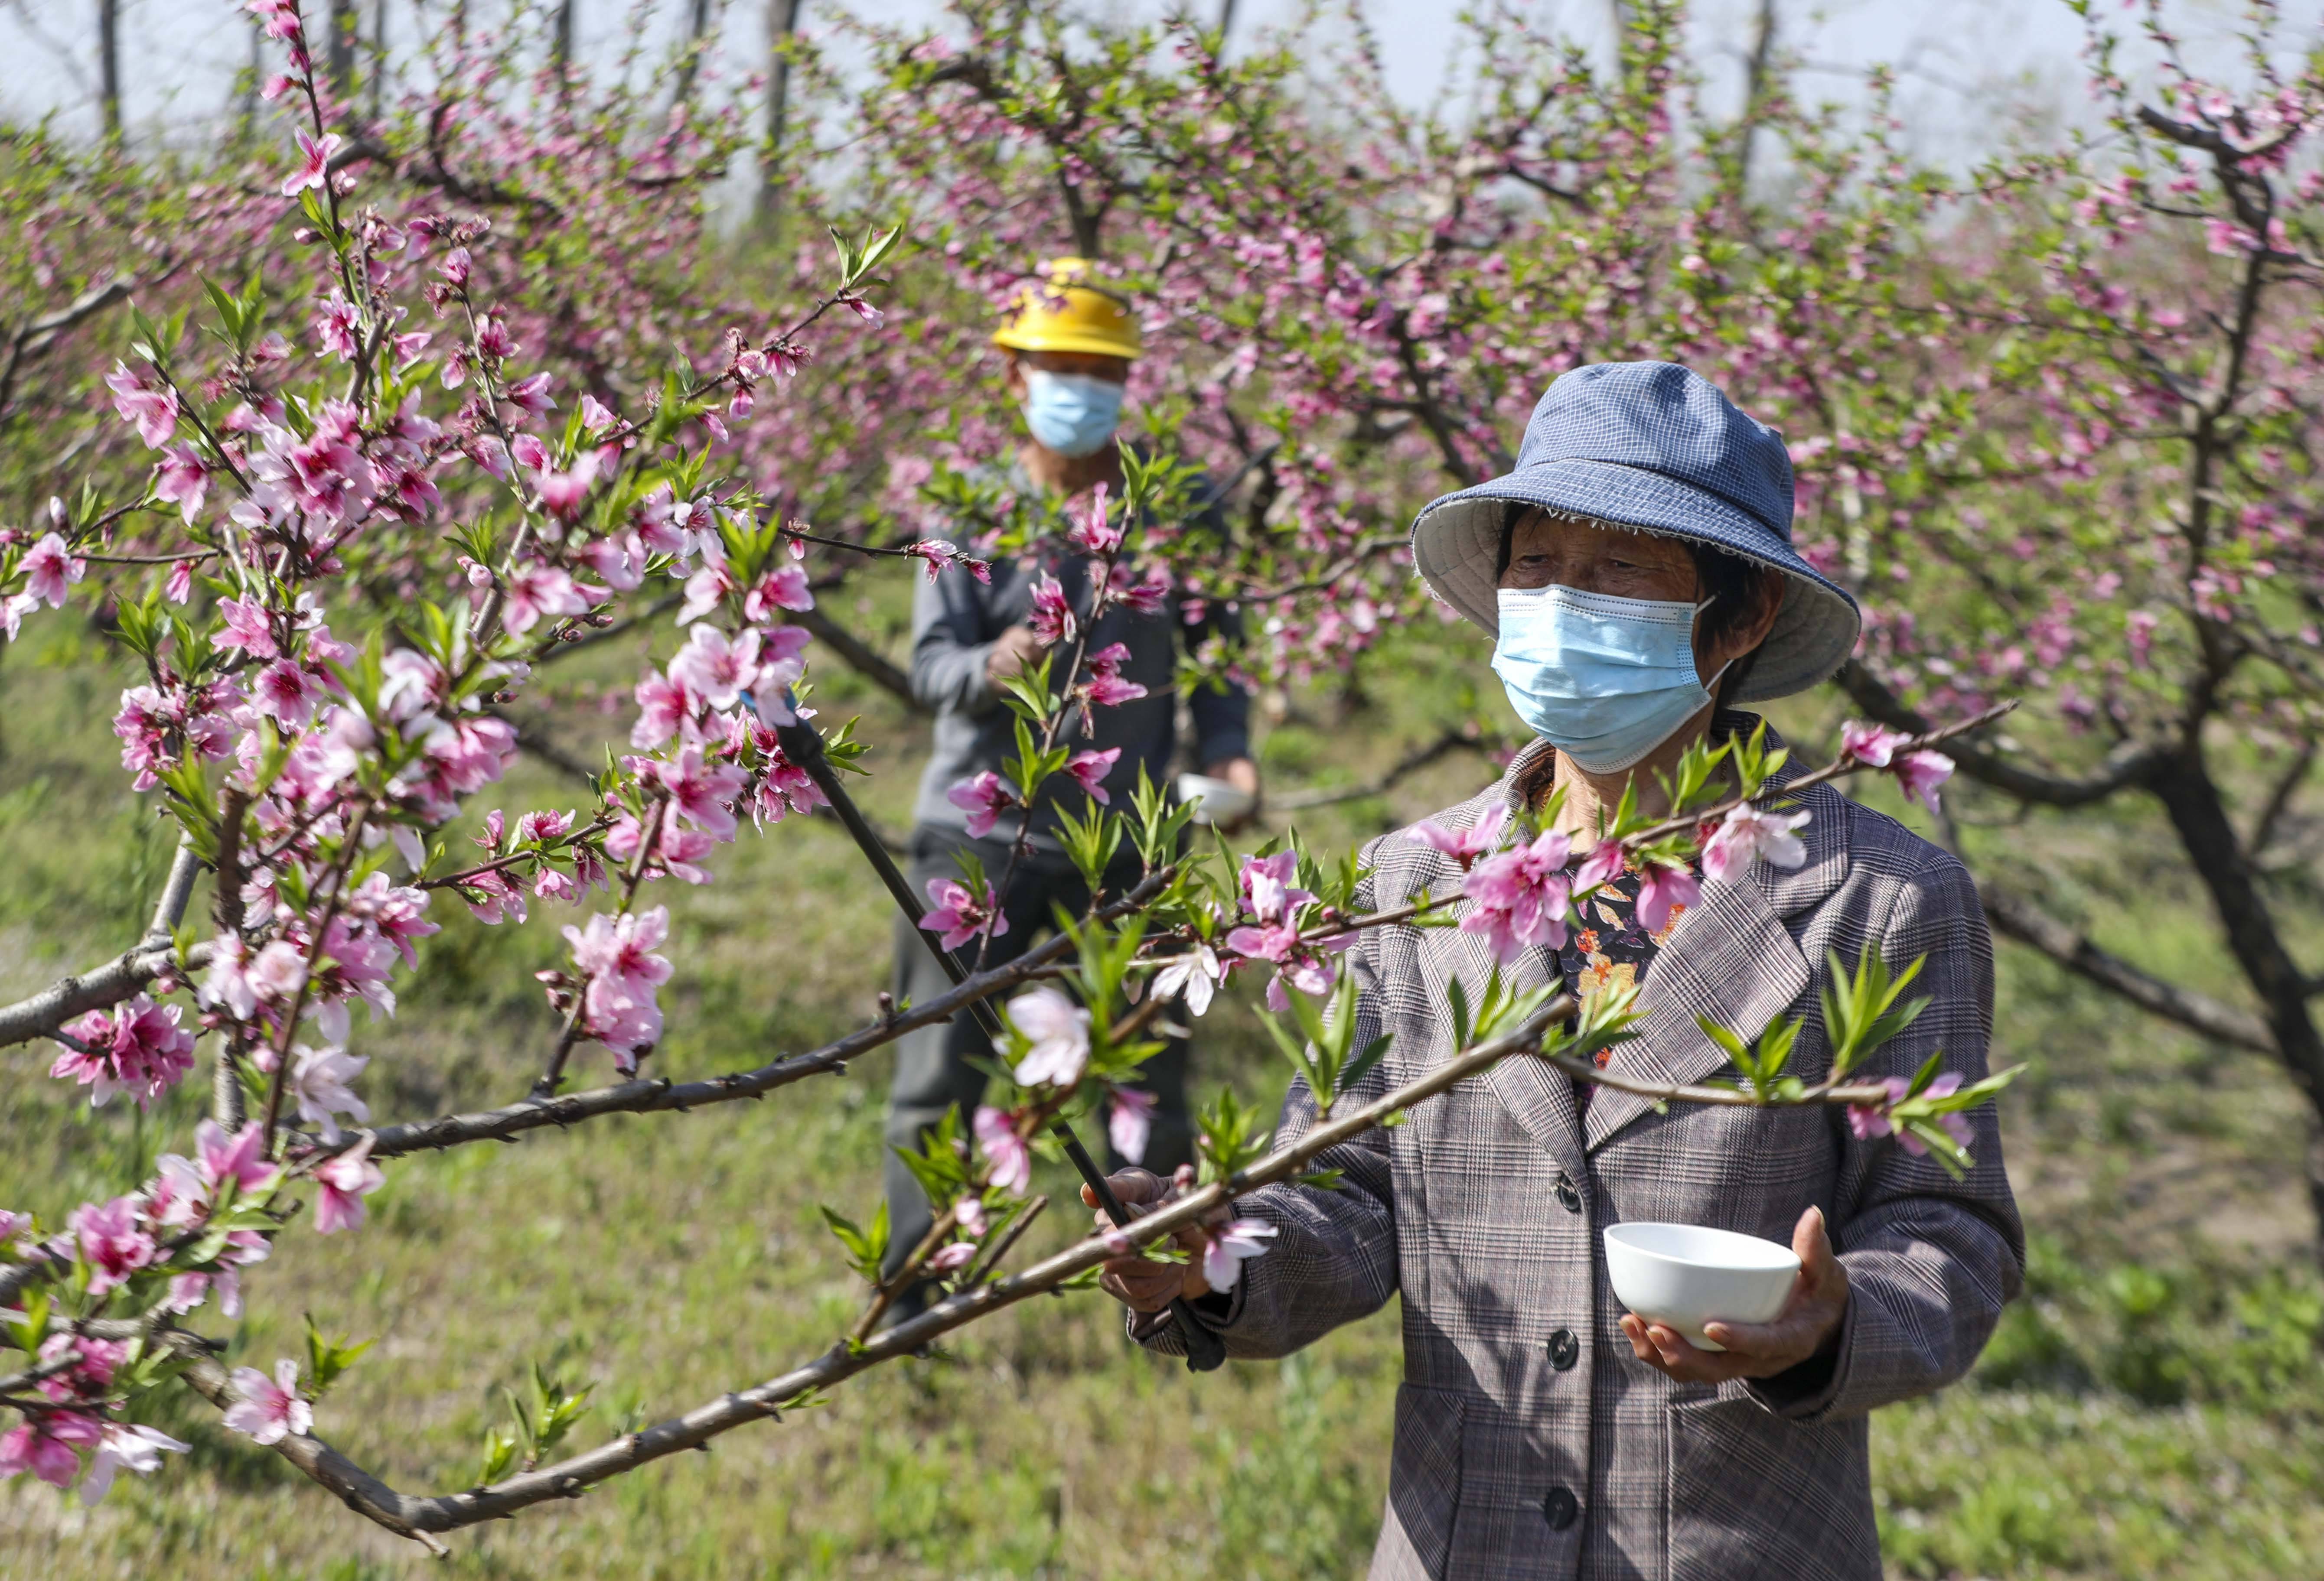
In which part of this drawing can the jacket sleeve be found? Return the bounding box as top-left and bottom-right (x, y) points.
(1749, 847), (2027, 1421)
(907, 563), (1001, 717)
(1133, 885), (1398, 1360)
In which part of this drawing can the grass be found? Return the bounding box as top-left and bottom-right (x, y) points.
(2, 586), (2321, 1578)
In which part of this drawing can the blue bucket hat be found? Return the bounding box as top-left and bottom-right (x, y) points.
(1408, 361), (1860, 703)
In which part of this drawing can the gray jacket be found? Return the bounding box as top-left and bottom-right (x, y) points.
(1137, 724), (2024, 1580)
(907, 542), (1250, 849)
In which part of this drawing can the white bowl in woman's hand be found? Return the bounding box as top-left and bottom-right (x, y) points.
(1603, 1222), (1801, 1352)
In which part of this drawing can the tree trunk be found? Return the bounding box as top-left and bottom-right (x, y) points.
(328, 0), (357, 94)
(675, 0), (716, 104)
(2150, 746), (2324, 1263)
(1216, 0), (1237, 39)
(552, 0), (575, 72)
(755, 0), (804, 228)
(97, 0), (121, 141)
(370, 0), (389, 120)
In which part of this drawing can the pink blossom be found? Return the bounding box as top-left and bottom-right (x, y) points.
(1152, 942), (1223, 1018)
(926, 1241), (977, 1273)
(1700, 804), (1811, 885)
(78, 1422), (189, 1505)
(501, 563), (590, 636)
(632, 668), (698, 748)
(1894, 750), (1954, 814)
(222, 1359), (312, 1444)
(946, 770), (1014, 838)
(0, 1411), (101, 1488)
(290, 1044), (369, 1143)
(49, 993), (197, 1108)
(654, 745), (748, 838)
(1082, 641), (1147, 707)
(316, 291), (359, 359)
(1063, 746), (1121, 804)
(1847, 1075), (1913, 1143)
(70, 1194), (158, 1296)
(507, 371), (557, 420)
(1239, 851), (1313, 924)
(1571, 840), (1624, 895)
(974, 1106), (1032, 1194)
(282, 127), (342, 198)
(743, 566), (814, 619)
(253, 658), (322, 727)
(565, 906), (674, 1005)
(1634, 862), (1701, 936)
(1067, 483), (1122, 556)
(563, 907), (673, 1067)
(1199, 1219), (1278, 1292)
(666, 624), (763, 711)
(1406, 804), (1507, 869)
(20, 532), (85, 608)
(922, 876), (1007, 952)
(1108, 1087), (1158, 1164)
(1839, 721), (1912, 767)
(1460, 828), (1573, 963)
(196, 1118), (284, 1200)
(154, 445), (212, 523)
(1007, 986), (1091, 1088)
(104, 363), (179, 447)
(313, 1135), (385, 1233)
(536, 455), (601, 520)
(1027, 573), (1076, 646)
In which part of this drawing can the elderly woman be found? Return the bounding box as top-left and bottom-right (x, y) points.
(1092, 363), (2023, 1580)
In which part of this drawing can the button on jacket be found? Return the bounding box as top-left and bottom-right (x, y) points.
(1135, 720), (2024, 1580)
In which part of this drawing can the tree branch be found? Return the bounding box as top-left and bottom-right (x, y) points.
(786, 604), (923, 713)
(1833, 660), (2162, 807)
(0, 939), (214, 1049)
(1270, 724), (1502, 810)
(1976, 879), (2277, 1054)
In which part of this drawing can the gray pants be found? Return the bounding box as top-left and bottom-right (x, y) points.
(883, 825), (1193, 1280)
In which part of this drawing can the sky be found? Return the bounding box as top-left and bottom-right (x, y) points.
(0, 0), (2314, 165)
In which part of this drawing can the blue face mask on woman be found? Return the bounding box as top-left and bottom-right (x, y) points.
(1491, 584), (1723, 774)
(1022, 368), (1126, 458)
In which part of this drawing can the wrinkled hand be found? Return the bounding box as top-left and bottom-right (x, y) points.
(1619, 1206), (1849, 1383)
(1203, 755), (1263, 833)
(1083, 1168), (1213, 1313)
(985, 623), (1044, 685)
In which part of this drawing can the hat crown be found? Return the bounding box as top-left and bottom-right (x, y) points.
(1519, 361), (1796, 541)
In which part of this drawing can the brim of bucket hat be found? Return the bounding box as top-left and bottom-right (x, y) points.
(1408, 457), (1861, 703)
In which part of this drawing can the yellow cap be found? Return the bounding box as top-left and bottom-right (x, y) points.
(991, 257), (1142, 361)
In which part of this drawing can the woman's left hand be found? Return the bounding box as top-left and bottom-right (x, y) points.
(1619, 1205), (1849, 1383)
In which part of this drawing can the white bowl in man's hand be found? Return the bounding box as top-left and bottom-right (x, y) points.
(1603, 1222), (1801, 1352)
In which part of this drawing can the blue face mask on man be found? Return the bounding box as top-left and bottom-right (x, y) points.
(1491, 584), (1723, 774)
(1022, 368), (1126, 458)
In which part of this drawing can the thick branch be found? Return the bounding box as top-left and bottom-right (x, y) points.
(1833, 661), (2161, 807)
(787, 604), (924, 713)
(1977, 880), (2276, 1054)
(0, 939), (213, 1049)
(176, 1000), (1578, 1540)
(1271, 725), (1499, 811)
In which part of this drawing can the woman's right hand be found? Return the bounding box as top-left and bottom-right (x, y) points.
(1084, 1168), (1213, 1312)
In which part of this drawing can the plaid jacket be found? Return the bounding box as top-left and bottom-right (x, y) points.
(1137, 722), (2024, 1580)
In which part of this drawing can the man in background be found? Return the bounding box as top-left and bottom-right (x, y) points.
(881, 258), (1260, 1318)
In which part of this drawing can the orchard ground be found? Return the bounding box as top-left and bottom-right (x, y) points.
(3, 571), (2321, 1580)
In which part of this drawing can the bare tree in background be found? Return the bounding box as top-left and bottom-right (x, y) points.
(96, 0), (121, 139)
(756, 0), (803, 227)
(1217, 0), (1236, 40)
(370, 0), (388, 119)
(675, 0), (720, 104)
(552, 0), (574, 72)
(327, 0), (355, 93)
(1735, 0), (1778, 195)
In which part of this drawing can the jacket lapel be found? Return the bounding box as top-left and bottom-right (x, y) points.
(1403, 741), (1589, 1181)
(1580, 752), (1853, 1155)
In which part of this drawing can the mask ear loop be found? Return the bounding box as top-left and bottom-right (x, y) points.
(1693, 592), (1731, 702)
